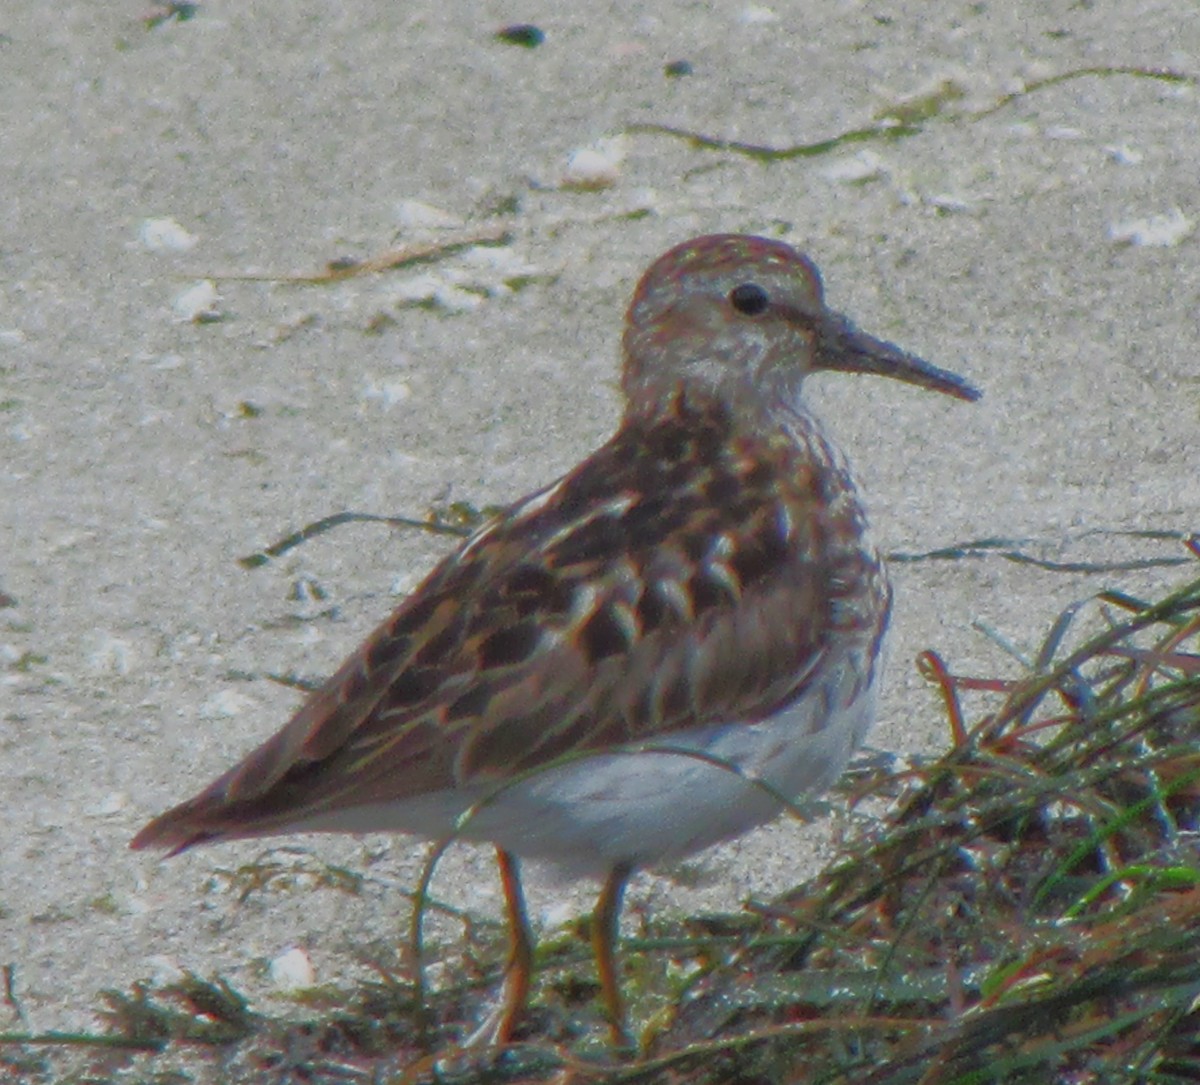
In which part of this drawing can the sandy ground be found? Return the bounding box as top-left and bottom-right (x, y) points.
(2, 0), (1197, 1062)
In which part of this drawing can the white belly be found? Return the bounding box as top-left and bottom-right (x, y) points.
(290, 648), (880, 877)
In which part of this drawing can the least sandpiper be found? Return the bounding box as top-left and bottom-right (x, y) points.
(132, 233), (979, 1046)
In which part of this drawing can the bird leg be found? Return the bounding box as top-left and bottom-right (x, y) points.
(461, 848), (534, 1049)
(592, 862), (634, 1049)
(493, 847), (534, 1043)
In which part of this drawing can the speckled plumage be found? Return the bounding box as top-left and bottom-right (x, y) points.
(133, 234), (979, 1045)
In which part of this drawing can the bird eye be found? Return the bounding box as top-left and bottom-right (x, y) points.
(728, 282), (770, 316)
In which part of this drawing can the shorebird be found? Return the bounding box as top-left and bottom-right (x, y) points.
(132, 234), (979, 1047)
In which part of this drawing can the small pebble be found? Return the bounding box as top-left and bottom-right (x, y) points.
(495, 24), (543, 48)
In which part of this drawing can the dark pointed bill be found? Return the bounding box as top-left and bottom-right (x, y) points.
(817, 312), (981, 402)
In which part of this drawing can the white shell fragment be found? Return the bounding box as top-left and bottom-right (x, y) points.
(87, 791), (131, 817)
(85, 632), (136, 676)
(393, 200), (463, 230)
(390, 569), (423, 596)
(738, 5), (780, 24)
(1102, 144), (1143, 165)
(562, 137), (627, 190)
(362, 376), (412, 408)
(198, 689), (254, 720)
(822, 151), (886, 184)
(1108, 208), (1195, 248)
(269, 946), (316, 990)
(140, 217), (199, 252)
(172, 280), (222, 323)
(390, 274), (484, 313)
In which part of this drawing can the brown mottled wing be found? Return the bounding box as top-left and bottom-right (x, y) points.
(132, 392), (861, 853)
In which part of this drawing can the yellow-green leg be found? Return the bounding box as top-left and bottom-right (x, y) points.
(592, 862), (634, 1048)
(493, 848), (534, 1044)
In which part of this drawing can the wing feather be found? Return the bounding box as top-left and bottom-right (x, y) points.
(131, 392), (873, 853)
